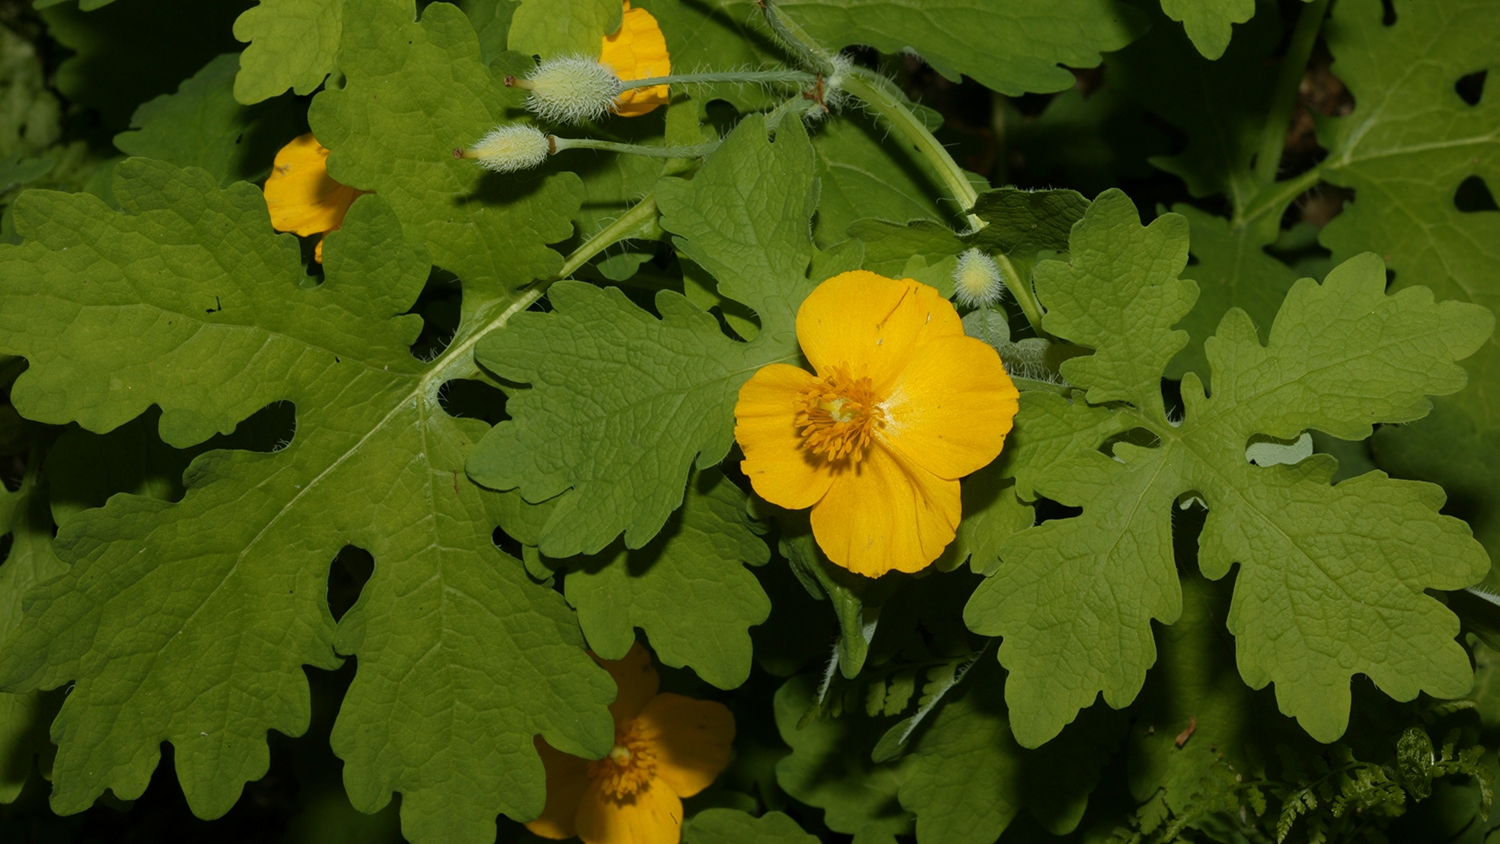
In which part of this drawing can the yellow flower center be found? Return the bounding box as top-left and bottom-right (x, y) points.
(795, 364), (886, 463)
(588, 718), (656, 799)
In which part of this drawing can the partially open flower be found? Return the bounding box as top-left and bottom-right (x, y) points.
(263, 133), (367, 263)
(527, 643), (734, 844)
(735, 271), (1020, 576)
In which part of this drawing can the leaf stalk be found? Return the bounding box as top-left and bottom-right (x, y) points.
(1252, 0), (1331, 187)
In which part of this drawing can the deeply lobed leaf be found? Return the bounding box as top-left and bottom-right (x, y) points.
(965, 190), (1493, 746)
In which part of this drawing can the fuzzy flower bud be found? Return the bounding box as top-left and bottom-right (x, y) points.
(518, 56), (624, 124)
(461, 125), (551, 173)
(952, 248), (1006, 309)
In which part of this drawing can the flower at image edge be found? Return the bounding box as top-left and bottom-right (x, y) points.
(263, 133), (367, 263)
(527, 643), (734, 844)
(600, 1), (670, 117)
(734, 270), (1020, 577)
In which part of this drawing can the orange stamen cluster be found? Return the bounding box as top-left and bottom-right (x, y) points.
(795, 364), (885, 463)
(588, 718), (656, 799)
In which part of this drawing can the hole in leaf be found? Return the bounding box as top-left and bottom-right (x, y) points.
(326, 544), (374, 623)
(0, 532), (13, 568)
(1454, 176), (1499, 213)
(1099, 428), (1162, 459)
(438, 379), (508, 425)
(1162, 377), (1187, 422)
(0, 453), (21, 492)
(1380, 0), (1396, 25)
(1245, 431), (1313, 467)
(492, 526), (524, 560)
(1455, 70), (1487, 105)
(218, 400), (298, 453)
(407, 269), (462, 362)
(1032, 495), (1082, 525)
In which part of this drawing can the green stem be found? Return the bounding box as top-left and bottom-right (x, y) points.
(555, 193), (661, 280)
(620, 69), (816, 90)
(760, 1), (836, 75)
(992, 251), (1047, 336)
(1252, 0), (1330, 186)
(1233, 166), (1321, 229)
(765, 94), (817, 131)
(552, 137), (721, 161)
(429, 194), (663, 386)
(842, 69), (982, 230)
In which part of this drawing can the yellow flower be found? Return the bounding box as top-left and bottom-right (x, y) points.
(262, 133), (366, 263)
(527, 643), (734, 844)
(600, 1), (670, 117)
(735, 271), (1020, 577)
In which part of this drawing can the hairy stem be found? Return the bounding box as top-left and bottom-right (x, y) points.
(760, 1), (836, 75)
(554, 193), (662, 280)
(430, 195), (663, 386)
(993, 251), (1048, 337)
(1252, 0), (1330, 187)
(552, 136), (721, 161)
(842, 69), (982, 230)
(619, 69), (817, 91)
(1233, 166), (1322, 229)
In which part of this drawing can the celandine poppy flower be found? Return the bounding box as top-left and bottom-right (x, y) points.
(527, 643), (734, 844)
(263, 133), (366, 263)
(600, 0), (670, 116)
(735, 270), (1020, 577)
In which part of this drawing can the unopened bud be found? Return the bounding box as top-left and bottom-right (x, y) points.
(458, 125), (551, 173)
(516, 56), (624, 124)
(952, 248), (1005, 309)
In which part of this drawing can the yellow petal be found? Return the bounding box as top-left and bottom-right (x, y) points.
(576, 773), (684, 844)
(880, 335), (1019, 480)
(595, 641), (660, 724)
(735, 363), (833, 510)
(600, 1), (670, 117)
(262, 134), (364, 252)
(525, 737), (593, 840)
(634, 694), (734, 799)
(810, 443), (960, 576)
(795, 271), (964, 394)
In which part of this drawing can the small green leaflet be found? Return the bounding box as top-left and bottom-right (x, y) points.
(311, 0), (583, 303)
(963, 189), (1493, 747)
(114, 53), (304, 188)
(776, 0), (1145, 96)
(466, 115), (815, 556)
(0, 163), (617, 844)
(1158, 0), (1258, 61)
(553, 468), (772, 689)
(232, 0), (344, 105)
